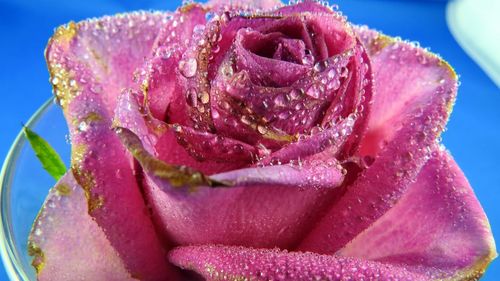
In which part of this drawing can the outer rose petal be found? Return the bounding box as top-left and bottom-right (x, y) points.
(115, 127), (345, 249)
(338, 149), (496, 280)
(299, 32), (457, 254)
(168, 245), (425, 281)
(355, 26), (456, 157)
(45, 13), (175, 280)
(29, 173), (135, 281)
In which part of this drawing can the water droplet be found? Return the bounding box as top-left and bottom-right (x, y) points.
(186, 89), (197, 106)
(278, 111), (290, 119)
(257, 125), (268, 135)
(302, 49), (314, 65)
(78, 121), (89, 132)
(241, 115), (252, 125)
(179, 58), (197, 78)
(313, 60), (328, 72)
(193, 24), (205, 34)
(306, 85), (320, 98)
(200, 92), (210, 104)
(274, 95), (287, 107)
(340, 66), (348, 78)
(173, 124), (183, 132)
(289, 89), (302, 100)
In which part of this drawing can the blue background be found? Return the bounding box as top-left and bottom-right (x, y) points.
(0, 0), (498, 280)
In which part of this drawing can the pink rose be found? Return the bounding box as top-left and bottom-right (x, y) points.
(30, 0), (495, 280)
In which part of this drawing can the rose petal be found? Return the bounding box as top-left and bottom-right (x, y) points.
(206, 0), (283, 11)
(174, 124), (259, 164)
(258, 116), (354, 166)
(355, 26), (457, 157)
(277, 0), (334, 15)
(45, 13), (174, 280)
(47, 12), (164, 114)
(211, 158), (344, 189)
(115, 90), (243, 174)
(168, 245), (425, 280)
(233, 29), (310, 87)
(298, 33), (457, 253)
(337, 149), (496, 280)
(322, 42), (373, 159)
(138, 4), (207, 122)
(116, 127), (344, 249)
(29, 173), (135, 281)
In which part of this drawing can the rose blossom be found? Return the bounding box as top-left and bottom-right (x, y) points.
(29, 0), (495, 280)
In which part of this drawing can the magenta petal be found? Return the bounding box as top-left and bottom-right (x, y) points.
(338, 149), (496, 280)
(138, 5), (207, 121)
(206, 0), (283, 11)
(115, 89), (243, 174)
(355, 26), (457, 157)
(298, 34), (457, 253)
(277, 0), (334, 15)
(173, 124), (258, 165)
(211, 158), (344, 189)
(116, 128), (343, 249)
(45, 13), (174, 280)
(259, 116), (354, 165)
(29, 173), (135, 281)
(233, 29), (310, 87)
(47, 12), (166, 114)
(169, 245), (425, 280)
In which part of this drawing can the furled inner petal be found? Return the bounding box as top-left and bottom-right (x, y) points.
(173, 124), (259, 164)
(258, 115), (355, 166)
(177, 2), (369, 156)
(211, 157), (344, 189)
(169, 245), (426, 281)
(115, 89), (245, 174)
(136, 4), (207, 122)
(234, 29), (310, 87)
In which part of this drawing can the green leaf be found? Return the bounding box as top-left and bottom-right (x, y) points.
(23, 126), (67, 181)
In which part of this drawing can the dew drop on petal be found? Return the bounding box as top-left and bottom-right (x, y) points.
(78, 121), (89, 132)
(179, 58), (197, 78)
(186, 88), (197, 107)
(200, 92), (210, 104)
(257, 125), (268, 135)
(328, 69), (336, 79)
(306, 85), (320, 98)
(274, 95), (287, 107)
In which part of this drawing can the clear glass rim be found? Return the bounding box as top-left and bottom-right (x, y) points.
(0, 98), (55, 281)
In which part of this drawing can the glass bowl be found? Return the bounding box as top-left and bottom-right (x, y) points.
(0, 98), (70, 281)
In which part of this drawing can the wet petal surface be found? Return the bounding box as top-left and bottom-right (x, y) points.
(169, 245), (425, 281)
(338, 149), (496, 280)
(355, 26), (457, 157)
(29, 173), (135, 281)
(116, 126), (345, 249)
(45, 12), (174, 280)
(298, 30), (457, 254)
